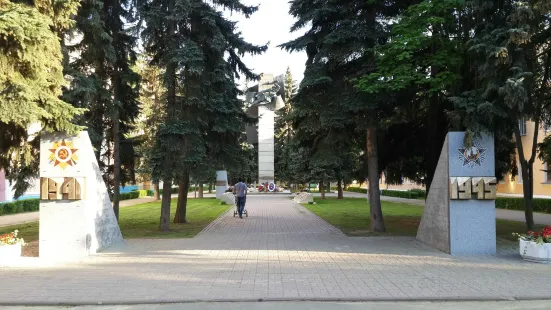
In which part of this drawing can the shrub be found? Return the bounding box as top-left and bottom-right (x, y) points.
(347, 187), (367, 194)
(381, 189), (425, 199)
(0, 199), (39, 216)
(496, 197), (551, 214)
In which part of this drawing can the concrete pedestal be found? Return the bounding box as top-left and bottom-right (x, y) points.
(258, 105), (275, 184)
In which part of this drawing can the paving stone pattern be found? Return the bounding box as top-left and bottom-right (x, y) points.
(1, 196), (551, 305)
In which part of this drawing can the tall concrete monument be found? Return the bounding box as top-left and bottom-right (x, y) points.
(39, 131), (123, 260)
(417, 132), (497, 255)
(246, 74), (285, 187)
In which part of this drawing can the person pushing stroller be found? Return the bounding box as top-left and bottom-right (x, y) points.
(232, 179), (247, 219)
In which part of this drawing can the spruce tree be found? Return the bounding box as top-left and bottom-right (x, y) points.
(281, 0), (411, 230)
(135, 58), (166, 200)
(452, 0), (551, 229)
(140, 0), (266, 228)
(0, 0), (83, 196)
(63, 0), (140, 220)
(275, 66), (297, 186)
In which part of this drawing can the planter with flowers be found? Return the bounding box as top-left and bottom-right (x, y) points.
(0, 230), (25, 261)
(513, 226), (551, 263)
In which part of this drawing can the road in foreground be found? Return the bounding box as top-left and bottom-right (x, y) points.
(2, 301), (551, 310)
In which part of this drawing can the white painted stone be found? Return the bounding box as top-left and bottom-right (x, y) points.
(220, 192), (236, 206)
(293, 192), (313, 203)
(39, 132), (123, 261)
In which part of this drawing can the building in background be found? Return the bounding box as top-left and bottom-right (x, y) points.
(498, 119), (551, 197)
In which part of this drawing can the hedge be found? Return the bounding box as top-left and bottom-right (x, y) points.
(120, 189), (149, 200)
(347, 187), (367, 194)
(0, 189), (151, 216)
(146, 186), (206, 196)
(496, 197), (551, 214)
(381, 189), (426, 199)
(0, 199), (39, 216)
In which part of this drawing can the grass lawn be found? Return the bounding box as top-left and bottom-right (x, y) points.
(305, 197), (545, 241)
(0, 198), (230, 243)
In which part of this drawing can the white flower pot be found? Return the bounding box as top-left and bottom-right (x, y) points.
(519, 239), (551, 264)
(0, 243), (22, 262)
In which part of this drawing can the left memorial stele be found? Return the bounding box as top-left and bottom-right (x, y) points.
(39, 131), (123, 260)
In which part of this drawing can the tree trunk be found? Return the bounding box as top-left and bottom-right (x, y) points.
(198, 183), (204, 198)
(153, 182), (160, 201)
(320, 180), (325, 200)
(521, 164), (535, 230)
(112, 111), (121, 221)
(160, 0), (176, 231)
(337, 179), (343, 199)
(367, 127), (385, 232)
(159, 179), (172, 231)
(514, 118), (538, 230)
(208, 182), (213, 193)
(174, 169), (190, 223)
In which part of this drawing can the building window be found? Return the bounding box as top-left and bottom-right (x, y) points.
(519, 118), (527, 136)
(544, 163), (551, 183)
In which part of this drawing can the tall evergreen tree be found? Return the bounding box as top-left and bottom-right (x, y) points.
(0, 0), (83, 196)
(140, 0), (266, 229)
(64, 0), (140, 220)
(275, 66), (298, 185)
(135, 58), (166, 200)
(452, 0), (551, 229)
(282, 0), (412, 230)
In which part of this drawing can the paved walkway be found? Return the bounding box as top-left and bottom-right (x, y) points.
(1, 195), (551, 305)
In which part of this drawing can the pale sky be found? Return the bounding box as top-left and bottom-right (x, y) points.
(224, 0), (307, 87)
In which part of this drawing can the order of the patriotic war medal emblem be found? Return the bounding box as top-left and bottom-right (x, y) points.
(457, 140), (486, 168)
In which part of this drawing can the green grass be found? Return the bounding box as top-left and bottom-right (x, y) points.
(305, 197), (545, 240)
(0, 198), (230, 242)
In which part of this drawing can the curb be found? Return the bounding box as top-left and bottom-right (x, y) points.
(2, 295), (551, 306)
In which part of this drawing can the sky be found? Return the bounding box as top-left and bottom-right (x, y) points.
(224, 0), (307, 86)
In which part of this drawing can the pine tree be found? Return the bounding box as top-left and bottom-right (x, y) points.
(0, 0), (83, 196)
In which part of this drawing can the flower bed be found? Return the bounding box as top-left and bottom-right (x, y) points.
(514, 226), (551, 263)
(0, 230), (25, 261)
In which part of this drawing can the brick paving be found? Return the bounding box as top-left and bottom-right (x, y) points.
(1, 195), (551, 305)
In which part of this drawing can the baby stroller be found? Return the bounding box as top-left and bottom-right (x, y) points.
(233, 195), (248, 217)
